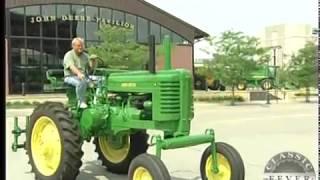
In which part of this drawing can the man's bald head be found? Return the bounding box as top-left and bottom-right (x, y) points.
(72, 37), (85, 55)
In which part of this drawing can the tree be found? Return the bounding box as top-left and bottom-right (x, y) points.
(276, 65), (291, 89)
(88, 25), (149, 70)
(288, 42), (317, 102)
(205, 31), (270, 105)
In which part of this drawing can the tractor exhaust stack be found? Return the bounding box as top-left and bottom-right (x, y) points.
(149, 35), (156, 74)
(163, 35), (172, 70)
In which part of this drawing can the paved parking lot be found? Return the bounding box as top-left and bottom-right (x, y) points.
(6, 101), (318, 180)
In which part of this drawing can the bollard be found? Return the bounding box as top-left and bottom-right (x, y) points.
(21, 82), (25, 96)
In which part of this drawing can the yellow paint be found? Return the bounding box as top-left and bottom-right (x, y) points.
(205, 153), (231, 180)
(31, 116), (61, 176)
(133, 167), (153, 180)
(98, 136), (130, 163)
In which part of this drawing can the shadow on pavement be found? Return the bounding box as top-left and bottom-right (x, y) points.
(77, 160), (201, 180)
(77, 160), (127, 180)
(222, 102), (272, 107)
(171, 176), (201, 180)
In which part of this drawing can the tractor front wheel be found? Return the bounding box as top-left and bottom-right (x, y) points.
(236, 81), (247, 91)
(94, 131), (149, 174)
(200, 142), (245, 180)
(128, 153), (170, 180)
(26, 102), (83, 180)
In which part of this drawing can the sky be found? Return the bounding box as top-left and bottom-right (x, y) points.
(145, 0), (318, 59)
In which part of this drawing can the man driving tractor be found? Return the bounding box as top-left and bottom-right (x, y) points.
(63, 37), (99, 108)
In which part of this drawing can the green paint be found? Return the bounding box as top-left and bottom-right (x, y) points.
(245, 65), (276, 87)
(11, 116), (29, 152)
(164, 35), (172, 70)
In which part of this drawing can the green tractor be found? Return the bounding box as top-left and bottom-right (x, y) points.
(236, 65), (276, 91)
(11, 35), (245, 180)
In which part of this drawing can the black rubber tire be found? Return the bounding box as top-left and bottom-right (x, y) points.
(219, 85), (226, 91)
(261, 79), (273, 90)
(210, 80), (221, 91)
(26, 101), (83, 180)
(200, 142), (245, 180)
(94, 131), (149, 174)
(128, 153), (171, 180)
(236, 81), (247, 90)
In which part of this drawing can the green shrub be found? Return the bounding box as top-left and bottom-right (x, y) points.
(194, 95), (244, 103)
(6, 100), (41, 108)
(32, 101), (41, 106)
(12, 101), (23, 106)
(22, 101), (31, 105)
(294, 93), (317, 97)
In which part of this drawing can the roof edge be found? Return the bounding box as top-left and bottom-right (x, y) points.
(138, 0), (210, 39)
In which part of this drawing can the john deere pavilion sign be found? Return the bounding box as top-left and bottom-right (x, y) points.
(30, 15), (134, 29)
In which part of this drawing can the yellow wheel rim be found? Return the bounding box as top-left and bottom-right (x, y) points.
(31, 116), (61, 176)
(238, 83), (245, 90)
(264, 81), (271, 89)
(98, 135), (130, 163)
(133, 167), (153, 180)
(205, 153), (231, 180)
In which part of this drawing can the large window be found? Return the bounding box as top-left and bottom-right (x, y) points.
(86, 6), (98, 41)
(10, 8), (25, 36)
(58, 40), (71, 60)
(113, 10), (124, 22)
(57, 5), (71, 38)
(100, 8), (112, 20)
(26, 39), (41, 66)
(125, 13), (137, 41)
(26, 6), (40, 36)
(137, 17), (148, 43)
(7, 4), (190, 94)
(10, 38), (26, 93)
(71, 5), (85, 38)
(150, 22), (160, 44)
(42, 5), (56, 37)
(172, 31), (184, 44)
(161, 26), (171, 41)
(42, 40), (57, 66)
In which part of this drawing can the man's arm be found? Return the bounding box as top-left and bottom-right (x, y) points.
(70, 65), (85, 80)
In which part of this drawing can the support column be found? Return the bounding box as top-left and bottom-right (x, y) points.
(5, 38), (9, 96)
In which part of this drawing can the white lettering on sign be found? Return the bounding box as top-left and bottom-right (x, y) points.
(29, 15), (134, 29)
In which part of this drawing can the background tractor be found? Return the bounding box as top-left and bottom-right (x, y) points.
(236, 65), (276, 91)
(11, 35), (245, 180)
(194, 66), (226, 91)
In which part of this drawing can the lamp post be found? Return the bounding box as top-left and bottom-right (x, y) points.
(266, 45), (281, 104)
(272, 46), (281, 103)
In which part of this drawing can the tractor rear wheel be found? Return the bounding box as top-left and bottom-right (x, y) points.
(261, 79), (273, 90)
(200, 142), (245, 180)
(94, 131), (149, 174)
(26, 102), (83, 180)
(128, 153), (170, 180)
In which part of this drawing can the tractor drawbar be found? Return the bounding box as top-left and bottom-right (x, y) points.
(11, 116), (29, 152)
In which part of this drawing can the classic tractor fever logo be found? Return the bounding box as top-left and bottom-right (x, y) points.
(263, 151), (316, 180)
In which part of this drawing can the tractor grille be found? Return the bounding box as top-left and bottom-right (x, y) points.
(159, 81), (180, 114)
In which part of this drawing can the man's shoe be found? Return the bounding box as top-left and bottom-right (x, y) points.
(79, 102), (88, 108)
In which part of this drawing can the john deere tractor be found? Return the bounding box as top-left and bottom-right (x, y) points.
(11, 35), (245, 180)
(236, 65), (275, 91)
